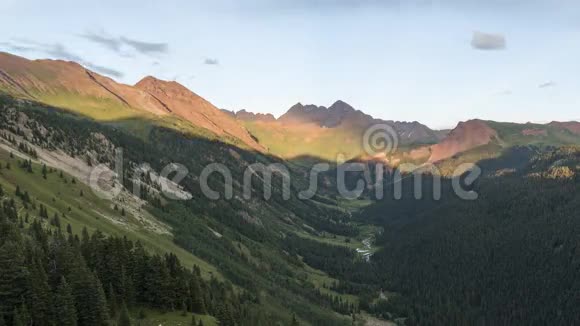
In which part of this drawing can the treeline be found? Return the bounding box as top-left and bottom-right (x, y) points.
(0, 199), (253, 326)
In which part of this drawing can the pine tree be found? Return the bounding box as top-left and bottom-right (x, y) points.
(181, 301), (188, 316)
(26, 259), (52, 325)
(137, 309), (146, 321)
(52, 212), (61, 229)
(17, 304), (30, 326)
(12, 307), (24, 326)
(107, 283), (118, 318)
(190, 314), (196, 326)
(94, 273), (111, 325)
(0, 239), (27, 316)
(118, 302), (132, 326)
(42, 164), (48, 179)
(215, 303), (235, 326)
(291, 313), (299, 326)
(71, 270), (110, 326)
(190, 272), (206, 314)
(54, 277), (78, 326)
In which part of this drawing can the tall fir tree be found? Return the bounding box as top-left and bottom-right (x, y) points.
(26, 259), (52, 326)
(0, 238), (27, 317)
(118, 302), (132, 326)
(291, 313), (299, 326)
(190, 271), (206, 314)
(54, 277), (78, 326)
(12, 307), (24, 326)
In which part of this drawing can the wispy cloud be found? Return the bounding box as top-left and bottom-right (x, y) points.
(0, 42), (36, 53)
(80, 31), (121, 52)
(471, 31), (506, 50)
(538, 81), (556, 88)
(204, 58), (219, 65)
(0, 39), (124, 78)
(120, 36), (168, 55)
(80, 31), (168, 56)
(496, 89), (512, 96)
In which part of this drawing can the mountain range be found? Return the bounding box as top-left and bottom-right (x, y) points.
(2, 51), (580, 166)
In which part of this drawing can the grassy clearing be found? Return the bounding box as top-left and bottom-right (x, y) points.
(38, 93), (143, 121)
(136, 309), (218, 326)
(295, 230), (363, 250)
(244, 121), (363, 161)
(338, 198), (373, 212)
(303, 264), (359, 305)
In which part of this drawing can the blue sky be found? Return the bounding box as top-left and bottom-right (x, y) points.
(0, 0), (579, 129)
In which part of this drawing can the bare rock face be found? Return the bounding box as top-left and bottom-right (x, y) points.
(428, 120), (498, 162)
(522, 129), (547, 136)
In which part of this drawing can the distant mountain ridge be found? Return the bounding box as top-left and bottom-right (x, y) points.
(222, 109), (276, 122)
(428, 119), (580, 163)
(277, 101), (441, 144)
(278, 100), (371, 128)
(230, 100), (446, 161)
(223, 101), (580, 163)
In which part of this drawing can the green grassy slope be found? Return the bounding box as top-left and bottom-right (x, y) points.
(0, 147), (221, 279)
(244, 121), (365, 162)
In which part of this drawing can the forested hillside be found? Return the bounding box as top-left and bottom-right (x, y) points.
(0, 95), (363, 325)
(359, 147), (580, 325)
(0, 204), (235, 326)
